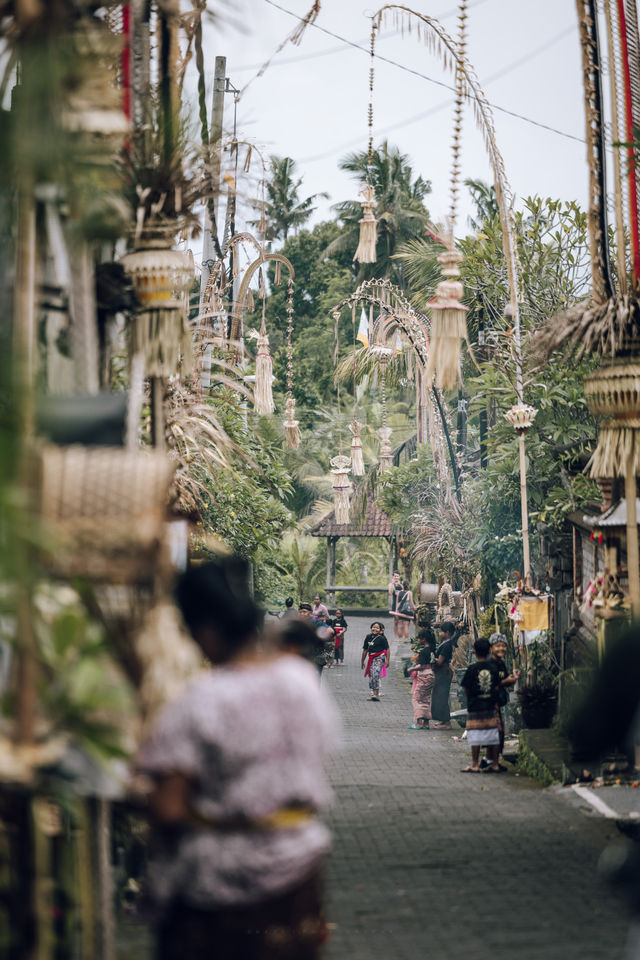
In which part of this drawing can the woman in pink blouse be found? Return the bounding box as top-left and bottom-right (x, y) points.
(138, 559), (338, 960)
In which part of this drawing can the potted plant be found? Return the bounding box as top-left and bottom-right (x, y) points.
(518, 676), (558, 729)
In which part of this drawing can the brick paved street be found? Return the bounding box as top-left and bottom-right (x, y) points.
(321, 615), (629, 960)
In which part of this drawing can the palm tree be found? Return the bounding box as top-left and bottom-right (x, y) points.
(258, 156), (328, 242)
(327, 141), (432, 285)
(465, 178), (499, 232)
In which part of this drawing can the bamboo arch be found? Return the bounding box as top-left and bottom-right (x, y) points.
(200, 232), (295, 345)
(331, 277), (430, 368)
(331, 278), (461, 498)
(230, 251), (295, 342)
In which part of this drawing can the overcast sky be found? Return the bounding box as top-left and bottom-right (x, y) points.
(200, 0), (586, 240)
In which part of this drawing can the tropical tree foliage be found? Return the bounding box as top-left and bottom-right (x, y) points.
(258, 155), (328, 242)
(328, 141), (432, 284)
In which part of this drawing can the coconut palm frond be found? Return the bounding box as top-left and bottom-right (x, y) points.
(167, 365), (258, 514)
(394, 236), (445, 308)
(334, 346), (410, 389)
(299, 498), (335, 531)
(536, 296), (640, 361)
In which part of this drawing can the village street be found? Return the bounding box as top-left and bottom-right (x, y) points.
(321, 615), (630, 960)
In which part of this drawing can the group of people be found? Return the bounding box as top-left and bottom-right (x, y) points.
(291, 596), (348, 671)
(406, 622), (519, 771)
(407, 620), (458, 729)
(460, 632), (520, 773)
(388, 570), (415, 639)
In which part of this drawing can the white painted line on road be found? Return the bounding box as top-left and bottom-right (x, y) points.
(572, 784), (620, 819)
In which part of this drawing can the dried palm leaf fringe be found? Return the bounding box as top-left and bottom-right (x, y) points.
(130, 310), (193, 378)
(589, 424), (640, 477)
(284, 397), (300, 449)
(254, 323), (275, 415)
(425, 310), (466, 390)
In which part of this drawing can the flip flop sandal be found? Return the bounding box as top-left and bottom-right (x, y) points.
(407, 724), (423, 729)
(483, 766), (505, 774)
(368, 696), (380, 701)
(461, 767), (481, 773)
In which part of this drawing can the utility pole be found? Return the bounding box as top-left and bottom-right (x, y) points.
(200, 56), (226, 304)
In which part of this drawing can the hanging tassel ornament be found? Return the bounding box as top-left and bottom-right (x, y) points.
(426, 248), (469, 390)
(330, 454), (352, 525)
(284, 397), (300, 449)
(254, 317), (275, 416)
(247, 289), (255, 313)
(354, 23), (378, 265)
(377, 426), (393, 473)
(426, 0), (469, 391)
(354, 185), (377, 264)
(349, 418), (365, 475)
(283, 277), (300, 447)
(121, 245), (195, 377)
(274, 260), (282, 286)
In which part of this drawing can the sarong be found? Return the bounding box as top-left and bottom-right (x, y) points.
(466, 709), (500, 746)
(158, 866), (325, 960)
(431, 667), (452, 723)
(365, 651), (387, 692)
(410, 667), (434, 722)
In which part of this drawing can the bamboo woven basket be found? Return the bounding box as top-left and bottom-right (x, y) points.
(39, 445), (174, 582)
(584, 361), (640, 476)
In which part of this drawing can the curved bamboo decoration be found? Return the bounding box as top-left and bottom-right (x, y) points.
(331, 277), (430, 368)
(230, 251), (295, 342)
(199, 233), (295, 347)
(372, 4), (523, 395)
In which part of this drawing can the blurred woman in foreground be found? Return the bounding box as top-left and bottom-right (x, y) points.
(137, 558), (337, 960)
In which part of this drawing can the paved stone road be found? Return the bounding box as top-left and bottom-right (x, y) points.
(321, 615), (629, 960)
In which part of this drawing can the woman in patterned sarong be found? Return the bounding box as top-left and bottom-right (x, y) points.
(408, 646), (435, 729)
(361, 622), (390, 701)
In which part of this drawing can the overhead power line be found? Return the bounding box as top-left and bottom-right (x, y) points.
(299, 23), (578, 163)
(235, 0), (490, 72)
(262, 0), (585, 146)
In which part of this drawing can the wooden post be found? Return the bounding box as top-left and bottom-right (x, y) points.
(14, 185), (37, 746)
(330, 538), (337, 607)
(326, 537), (331, 599)
(200, 56), (226, 305)
(150, 377), (165, 449)
(625, 455), (640, 618)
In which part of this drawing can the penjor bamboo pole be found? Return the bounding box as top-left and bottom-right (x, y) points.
(519, 431), (531, 583)
(604, 0), (628, 295)
(625, 454), (640, 617)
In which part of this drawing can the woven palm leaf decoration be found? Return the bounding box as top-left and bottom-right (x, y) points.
(283, 277), (301, 447)
(426, 0), (469, 390)
(354, 24), (378, 264)
(584, 361), (640, 476)
(254, 270), (275, 415)
(121, 243), (195, 377)
(330, 454), (352, 525)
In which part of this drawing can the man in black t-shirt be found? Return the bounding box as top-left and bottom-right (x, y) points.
(460, 637), (501, 773)
(361, 621), (390, 701)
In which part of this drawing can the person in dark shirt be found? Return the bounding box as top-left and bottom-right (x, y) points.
(360, 622), (390, 701)
(330, 609), (348, 664)
(461, 637), (501, 773)
(485, 632), (520, 762)
(431, 621), (457, 728)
